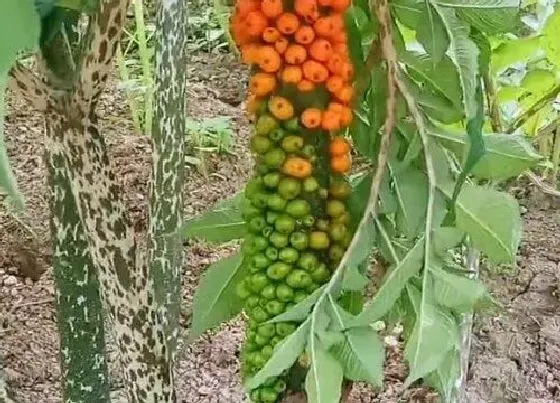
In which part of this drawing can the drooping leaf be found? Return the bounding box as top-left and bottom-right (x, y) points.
(391, 166), (429, 238)
(342, 264), (369, 291)
(471, 135), (542, 179)
(189, 253), (246, 341)
(400, 51), (462, 108)
(305, 336), (344, 403)
(330, 327), (384, 388)
(181, 192), (246, 242)
(430, 4), (479, 119)
(432, 227), (464, 255)
(392, 0), (423, 29)
(267, 285), (326, 323)
(355, 237), (425, 325)
(430, 266), (490, 313)
(415, 1), (449, 64)
(404, 75), (464, 123)
(424, 347), (461, 400)
(434, 0), (519, 34)
(246, 319), (311, 390)
(429, 127), (542, 179)
(452, 185), (522, 264)
(404, 283), (459, 386)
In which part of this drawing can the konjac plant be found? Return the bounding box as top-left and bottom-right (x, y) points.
(187, 0), (544, 402)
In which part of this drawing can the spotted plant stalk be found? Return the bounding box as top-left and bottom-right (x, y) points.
(147, 0), (188, 357)
(9, 0), (187, 401)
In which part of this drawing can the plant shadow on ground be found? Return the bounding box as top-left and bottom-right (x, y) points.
(0, 52), (559, 403)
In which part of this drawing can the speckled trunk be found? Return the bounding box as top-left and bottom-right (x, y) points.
(147, 0), (189, 358)
(46, 116), (110, 403)
(0, 357), (16, 403)
(40, 8), (111, 403)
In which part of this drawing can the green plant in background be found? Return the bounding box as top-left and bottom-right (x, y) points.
(188, 0), (232, 52)
(184, 116), (234, 174)
(487, 0), (560, 187)
(116, 0), (155, 135)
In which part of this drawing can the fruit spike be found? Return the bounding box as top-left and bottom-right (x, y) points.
(232, 0), (356, 400)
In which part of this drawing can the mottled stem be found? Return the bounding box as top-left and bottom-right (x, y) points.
(7, 62), (49, 111)
(45, 118), (110, 403)
(0, 357), (17, 403)
(147, 0), (189, 356)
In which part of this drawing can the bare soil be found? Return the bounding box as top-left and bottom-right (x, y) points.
(1, 52), (559, 403)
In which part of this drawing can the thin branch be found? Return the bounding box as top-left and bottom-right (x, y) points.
(482, 71), (502, 133)
(507, 83), (560, 134)
(7, 62), (49, 111)
(524, 170), (560, 197)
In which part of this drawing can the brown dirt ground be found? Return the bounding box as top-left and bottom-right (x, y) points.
(0, 52), (559, 403)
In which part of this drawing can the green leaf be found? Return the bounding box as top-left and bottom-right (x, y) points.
(434, 0), (519, 34)
(541, 6), (560, 67)
(342, 264), (369, 291)
(330, 327), (384, 388)
(471, 135), (542, 179)
(452, 185), (522, 264)
(391, 166), (429, 238)
(432, 227), (464, 254)
(181, 192), (246, 242)
(404, 284), (459, 386)
(305, 336), (344, 403)
(400, 51), (463, 108)
(267, 285), (326, 323)
(189, 253), (246, 341)
(246, 318), (311, 390)
(404, 76), (464, 123)
(491, 36), (540, 73)
(392, 0), (423, 29)
(429, 127), (542, 180)
(430, 4), (479, 119)
(0, 0), (41, 210)
(415, 1), (449, 64)
(355, 237), (425, 325)
(431, 266), (490, 313)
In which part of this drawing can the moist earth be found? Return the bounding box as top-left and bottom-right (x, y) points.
(1, 52), (559, 403)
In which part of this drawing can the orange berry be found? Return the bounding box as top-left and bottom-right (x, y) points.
(309, 39), (333, 62)
(235, 0), (260, 18)
(277, 12), (300, 35)
(282, 157), (313, 178)
(294, 0), (318, 18)
(339, 106), (353, 126)
(318, 0), (331, 5)
(245, 11), (268, 36)
(332, 31), (348, 44)
(275, 36), (289, 54)
(285, 44), (307, 64)
(326, 75), (344, 93)
(262, 26), (281, 43)
(261, 0), (283, 18)
(303, 60), (329, 83)
(333, 43), (349, 57)
(314, 16), (336, 37)
(249, 72), (277, 96)
(336, 85), (354, 103)
(269, 96), (295, 120)
(339, 61), (354, 80)
(302, 108), (322, 128)
(258, 46), (282, 73)
(297, 79), (315, 92)
(322, 109), (341, 131)
(294, 25), (316, 45)
(330, 14), (345, 33)
(331, 154), (351, 173)
(329, 137), (351, 156)
(302, 9), (320, 24)
(327, 53), (344, 74)
(282, 65), (303, 83)
(330, 0), (351, 12)
(241, 44), (260, 64)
